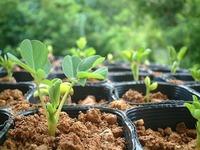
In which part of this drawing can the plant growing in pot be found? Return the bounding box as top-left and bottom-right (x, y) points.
(2, 39), (131, 149)
(184, 95), (200, 149)
(0, 54), (15, 82)
(7, 39), (108, 136)
(122, 47), (151, 81)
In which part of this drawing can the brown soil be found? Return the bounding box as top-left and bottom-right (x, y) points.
(1, 108), (126, 150)
(0, 76), (16, 83)
(167, 79), (185, 85)
(0, 89), (37, 115)
(134, 119), (197, 150)
(109, 99), (132, 111)
(122, 89), (168, 103)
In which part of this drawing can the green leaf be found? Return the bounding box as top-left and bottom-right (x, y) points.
(78, 55), (103, 72)
(145, 76), (151, 87)
(47, 102), (56, 114)
(49, 79), (61, 108)
(84, 47), (96, 57)
(122, 50), (132, 62)
(62, 55), (81, 80)
(20, 39), (49, 71)
(94, 67), (108, 78)
(77, 78), (87, 86)
(77, 71), (105, 79)
(149, 82), (158, 91)
(76, 37), (87, 50)
(7, 53), (35, 74)
(177, 46), (187, 62)
(35, 69), (46, 82)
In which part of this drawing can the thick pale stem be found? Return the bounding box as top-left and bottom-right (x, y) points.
(132, 63), (139, 82)
(47, 113), (57, 136)
(146, 88), (150, 103)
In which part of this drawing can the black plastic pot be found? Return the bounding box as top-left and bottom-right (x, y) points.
(0, 82), (35, 100)
(1, 106), (140, 150)
(113, 82), (200, 105)
(0, 71), (34, 82)
(28, 84), (117, 106)
(0, 110), (12, 145)
(162, 73), (195, 84)
(126, 105), (196, 149)
(187, 83), (200, 94)
(107, 72), (159, 83)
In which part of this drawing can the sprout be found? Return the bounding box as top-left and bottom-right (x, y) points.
(184, 95), (200, 149)
(0, 54), (15, 82)
(189, 65), (200, 82)
(144, 76), (158, 103)
(123, 47), (151, 81)
(168, 46), (187, 73)
(8, 39), (108, 136)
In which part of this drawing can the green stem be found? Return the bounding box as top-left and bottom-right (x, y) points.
(132, 63), (139, 81)
(55, 81), (75, 120)
(35, 82), (48, 116)
(146, 88), (150, 103)
(47, 113), (57, 136)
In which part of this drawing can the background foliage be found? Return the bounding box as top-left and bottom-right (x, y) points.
(0, 0), (199, 68)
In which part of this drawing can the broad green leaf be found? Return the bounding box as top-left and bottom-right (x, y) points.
(62, 55), (81, 79)
(77, 55), (103, 72)
(94, 67), (108, 78)
(92, 57), (105, 68)
(168, 46), (176, 63)
(184, 102), (195, 111)
(77, 78), (87, 86)
(193, 109), (200, 120)
(177, 46), (187, 62)
(76, 37), (87, 50)
(123, 50), (132, 62)
(77, 71), (105, 79)
(43, 59), (51, 75)
(20, 39), (49, 71)
(7, 53), (35, 74)
(70, 47), (79, 56)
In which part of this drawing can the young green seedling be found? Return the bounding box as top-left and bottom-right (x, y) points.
(184, 95), (200, 149)
(144, 76), (158, 103)
(0, 54), (15, 82)
(123, 47), (151, 81)
(168, 46), (187, 73)
(70, 37), (96, 58)
(189, 65), (200, 82)
(7, 39), (108, 136)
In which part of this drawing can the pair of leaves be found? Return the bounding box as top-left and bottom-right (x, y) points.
(7, 39), (51, 81)
(185, 95), (200, 120)
(145, 76), (158, 91)
(123, 48), (151, 63)
(62, 55), (108, 86)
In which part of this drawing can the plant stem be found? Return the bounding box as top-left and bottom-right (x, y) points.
(35, 82), (48, 116)
(55, 81), (75, 120)
(146, 88), (150, 103)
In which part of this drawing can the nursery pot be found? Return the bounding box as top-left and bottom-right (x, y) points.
(113, 81), (200, 105)
(126, 105), (196, 149)
(0, 110), (12, 145)
(0, 106), (139, 150)
(27, 84), (117, 106)
(0, 71), (34, 82)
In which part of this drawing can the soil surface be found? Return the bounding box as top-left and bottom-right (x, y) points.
(134, 119), (197, 150)
(0, 76), (16, 83)
(109, 99), (132, 111)
(0, 89), (37, 115)
(1, 108), (126, 150)
(122, 89), (168, 103)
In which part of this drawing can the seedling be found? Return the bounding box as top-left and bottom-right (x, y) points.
(70, 37), (96, 58)
(123, 47), (151, 81)
(106, 53), (115, 64)
(184, 95), (200, 149)
(144, 76), (158, 103)
(8, 39), (108, 136)
(189, 65), (200, 82)
(0, 54), (15, 82)
(168, 46), (187, 73)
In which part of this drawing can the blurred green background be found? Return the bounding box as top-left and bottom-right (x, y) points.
(0, 0), (200, 68)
